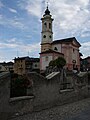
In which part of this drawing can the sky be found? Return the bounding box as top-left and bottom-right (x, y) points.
(0, 0), (90, 62)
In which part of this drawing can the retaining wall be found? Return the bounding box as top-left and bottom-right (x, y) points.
(0, 71), (90, 119)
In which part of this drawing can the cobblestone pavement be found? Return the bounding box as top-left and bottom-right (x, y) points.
(9, 98), (90, 120)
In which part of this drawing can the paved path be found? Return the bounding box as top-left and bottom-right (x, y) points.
(0, 72), (9, 81)
(9, 98), (90, 120)
(65, 108), (90, 120)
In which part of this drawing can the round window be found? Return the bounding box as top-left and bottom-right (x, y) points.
(43, 35), (46, 38)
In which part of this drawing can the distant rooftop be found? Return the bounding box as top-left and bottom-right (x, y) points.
(14, 56), (40, 62)
(0, 62), (14, 66)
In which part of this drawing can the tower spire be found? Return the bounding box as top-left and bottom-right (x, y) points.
(47, 1), (48, 8)
(44, 1), (50, 16)
(41, 4), (53, 52)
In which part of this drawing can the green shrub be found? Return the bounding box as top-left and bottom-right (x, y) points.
(49, 57), (66, 69)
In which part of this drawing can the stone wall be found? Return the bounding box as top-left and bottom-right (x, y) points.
(0, 71), (90, 119)
(33, 73), (60, 110)
(0, 74), (34, 119)
(0, 73), (11, 120)
(26, 71), (89, 111)
(9, 96), (33, 116)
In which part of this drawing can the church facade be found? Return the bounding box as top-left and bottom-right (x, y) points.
(40, 6), (81, 72)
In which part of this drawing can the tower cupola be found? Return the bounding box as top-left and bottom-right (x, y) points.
(44, 6), (50, 15)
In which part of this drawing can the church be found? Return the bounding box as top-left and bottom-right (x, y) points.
(40, 6), (81, 72)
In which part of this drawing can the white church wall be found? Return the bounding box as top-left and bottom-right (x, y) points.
(41, 55), (53, 70)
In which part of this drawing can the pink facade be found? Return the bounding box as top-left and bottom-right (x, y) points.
(51, 37), (81, 71)
(61, 43), (80, 70)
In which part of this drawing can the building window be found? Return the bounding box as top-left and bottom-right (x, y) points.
(45, 56), (48, 61)
(49, 35), (52, 38)
(35, 64), (37, 67)
(0, 66), (2, 70)
(43, 35), (46, 38)
(73, 49), (75, 53)
(49, 23), (51, 29)
(44, 22), (47, 29)
(54, 47), (58, 51)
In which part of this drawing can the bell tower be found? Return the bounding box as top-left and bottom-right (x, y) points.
(41, 6), (53, 52)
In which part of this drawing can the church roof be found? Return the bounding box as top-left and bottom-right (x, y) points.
(40, 49), (64, 55)
(52, 37), (81, 47)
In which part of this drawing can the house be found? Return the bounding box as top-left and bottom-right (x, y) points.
(13, 57), (40, 75)
(0, 64), (7, 72)
(40, 6), (81, 72)
(0, 62), (14, 72)
(80, 56), (90, 71)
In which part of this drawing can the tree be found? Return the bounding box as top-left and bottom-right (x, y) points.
(49, 57), (66, 69)
(55, 57), (66, 68)
(49, 60), (56, 67)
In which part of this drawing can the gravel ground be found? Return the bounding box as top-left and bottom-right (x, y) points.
(9, 98), (90, 120)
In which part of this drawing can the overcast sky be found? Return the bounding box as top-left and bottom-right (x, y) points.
(0, 0), (90, 62)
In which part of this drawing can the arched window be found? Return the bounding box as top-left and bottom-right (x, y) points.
(49, 23), (51, 29)
(44, 22), (47, 29)
(54, 47), (58, 51)
(35, 64), (37, 67)
(45, 56), (48, 61)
